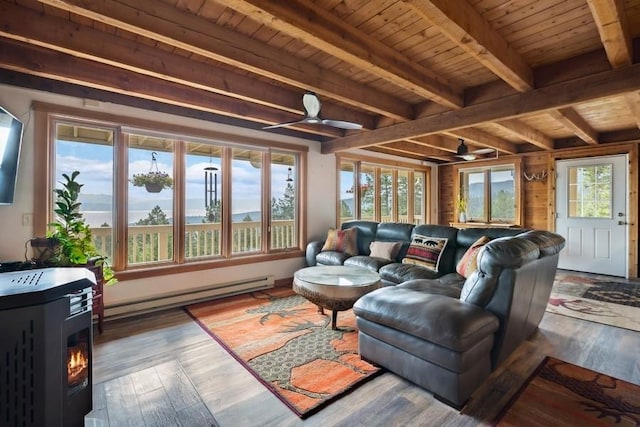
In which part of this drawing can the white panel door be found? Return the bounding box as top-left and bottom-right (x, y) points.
(555, 155), (628, 277)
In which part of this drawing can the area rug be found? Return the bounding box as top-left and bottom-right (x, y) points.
(185, 288), (381, 418)
(545, 273), (640, 332)
(494, 356), (640, 426)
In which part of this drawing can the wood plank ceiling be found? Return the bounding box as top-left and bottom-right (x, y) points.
(1, 0), (639, 163)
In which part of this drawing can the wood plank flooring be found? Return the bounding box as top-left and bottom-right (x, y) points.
(86, 274), (640, 427)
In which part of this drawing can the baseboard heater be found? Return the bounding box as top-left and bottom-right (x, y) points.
(104, 275), (274, 320)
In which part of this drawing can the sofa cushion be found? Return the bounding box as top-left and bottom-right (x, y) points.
(344, 255), (392, 271)
(315, 250), (351, 265)
(411, 225), (459, 274)
(379, 262), (440, 284)
(402, 235), (448, 272)
(353, 287), (499, 352)
(341, 220), (378, 255)
(321, 227), (358, 256)
(456, 236), (490, 278)
(369, 241), (402, 260)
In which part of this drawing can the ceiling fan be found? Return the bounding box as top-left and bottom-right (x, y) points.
(454, 138), (495, 161)
(263, 92), (363, 130)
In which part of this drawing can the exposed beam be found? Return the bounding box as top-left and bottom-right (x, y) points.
(548, 108), (600, 144)
(224, 0), (463, 109)
(493, 120), (554, 150)
(382, 141), (451, 159)
(321, 63), (640, 153)
(625, 92), (640, 129)
(0, 38), (345, 138)
(37, 0), (412, 120)
(405, 0), (533, 91)
(0, 2), (373, 130)
(587, 0), (633, 68)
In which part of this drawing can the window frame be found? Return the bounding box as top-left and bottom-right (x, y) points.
(33, 102), (307, 280)
(337, 154), (430, 225)
(454, 158), (522, 225)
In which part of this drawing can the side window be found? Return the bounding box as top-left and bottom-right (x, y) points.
(459, 163), (518, 224)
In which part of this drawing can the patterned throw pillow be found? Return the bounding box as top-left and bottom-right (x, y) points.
(402, 234), (448, 272)
(369, 241), (402, 261)
(456, 236), (491, 278)
(321, 227), (358, 256)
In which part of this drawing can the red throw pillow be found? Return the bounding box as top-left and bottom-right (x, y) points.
(456, 236), (491, 278)
(402, 235), (448, 272)
(321, 227), (358, 256)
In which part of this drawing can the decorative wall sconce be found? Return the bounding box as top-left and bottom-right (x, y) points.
(523, 170), (547, 182)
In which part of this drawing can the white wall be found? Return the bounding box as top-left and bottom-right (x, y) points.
(0, 84), (436, 308)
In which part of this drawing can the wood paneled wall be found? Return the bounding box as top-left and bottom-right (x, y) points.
(438, 143), (639, 277)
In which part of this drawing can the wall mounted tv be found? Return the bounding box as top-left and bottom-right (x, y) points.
(0, 106), (24, 205)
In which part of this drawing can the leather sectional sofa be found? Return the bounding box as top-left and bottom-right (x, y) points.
(305, 220), (565, 407)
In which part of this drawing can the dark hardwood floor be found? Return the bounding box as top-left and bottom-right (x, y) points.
(86, 273), (640, 426)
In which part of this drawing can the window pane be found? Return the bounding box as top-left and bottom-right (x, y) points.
(380, 169), (393, 221)
(232, 148), (262, 254)
(465, 171), (485, 221)
(185, 143), (222, 260)
(271, 153), (297, 250)
(340, 161), (356, 222)
(54, 123), (115, 263)
(568, 164), (612, 218)
(360, 166), (376, 221)
(490, 168), (515, 221)
(128, 136), (175, 265)
(397, 170), (409, 222)
(414, 172), (424, 224)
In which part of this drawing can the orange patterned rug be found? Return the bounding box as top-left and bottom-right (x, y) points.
(494, 356), (640, 426)
(185, 288), (381, 418)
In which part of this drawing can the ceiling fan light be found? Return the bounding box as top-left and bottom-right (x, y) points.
(460, 154), (477, 161)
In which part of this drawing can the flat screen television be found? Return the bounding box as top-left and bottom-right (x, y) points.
(0, 106), (24, 205)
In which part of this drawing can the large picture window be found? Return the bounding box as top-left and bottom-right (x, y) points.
(339, 158), (429, 224)
(37, 107), (306, 278)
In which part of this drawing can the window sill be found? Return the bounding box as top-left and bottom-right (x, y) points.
(449, 222), (520, 229)
(114, 250), (304, 281)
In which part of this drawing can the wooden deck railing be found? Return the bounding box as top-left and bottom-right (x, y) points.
(90, 220), (295, 263)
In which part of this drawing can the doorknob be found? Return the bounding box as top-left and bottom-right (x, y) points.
(618, 220), (628, 225)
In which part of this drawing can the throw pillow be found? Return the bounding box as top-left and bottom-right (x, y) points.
(402, 234), (448, 272)
(456, 236), (491, 278)
(369, 241), (402, 260)
(321, 227), (358, 256)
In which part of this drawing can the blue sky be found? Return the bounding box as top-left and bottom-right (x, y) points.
(55, 140), (292, 215)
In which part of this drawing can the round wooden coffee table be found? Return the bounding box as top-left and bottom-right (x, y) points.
(293, 265), (381, 330)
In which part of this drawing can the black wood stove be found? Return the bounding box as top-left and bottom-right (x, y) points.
(0, 268), (95, 427)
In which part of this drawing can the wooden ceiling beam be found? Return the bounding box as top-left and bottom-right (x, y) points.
(321, 63), (640, 153)
(0, 2), (373, 130)
(587, 0), (633, 68)
(493, 120), (554, 150)
(548, 108), (600, 144)
(36, 0), (412, 121)
(406, 0), (533, 91)
(0, 38), (345, 138)
(382, 141), (451, 159)
(587, 1), (639, 131)
(408, 135), (459, 153)
(223, 0), (463, 109)
(625, 92), (640, 130)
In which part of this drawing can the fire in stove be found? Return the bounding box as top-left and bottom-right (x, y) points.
(68, 343), (89, 392)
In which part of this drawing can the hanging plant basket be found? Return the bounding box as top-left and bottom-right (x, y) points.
(144, 182), (164, 193)
(131, 152), (173, 193)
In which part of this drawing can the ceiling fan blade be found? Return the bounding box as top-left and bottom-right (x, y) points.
(321, 119), (363, 130)
(472, 148), (495, 155)
(302, 92), (321, 118)
(262, 119), (305, 129)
